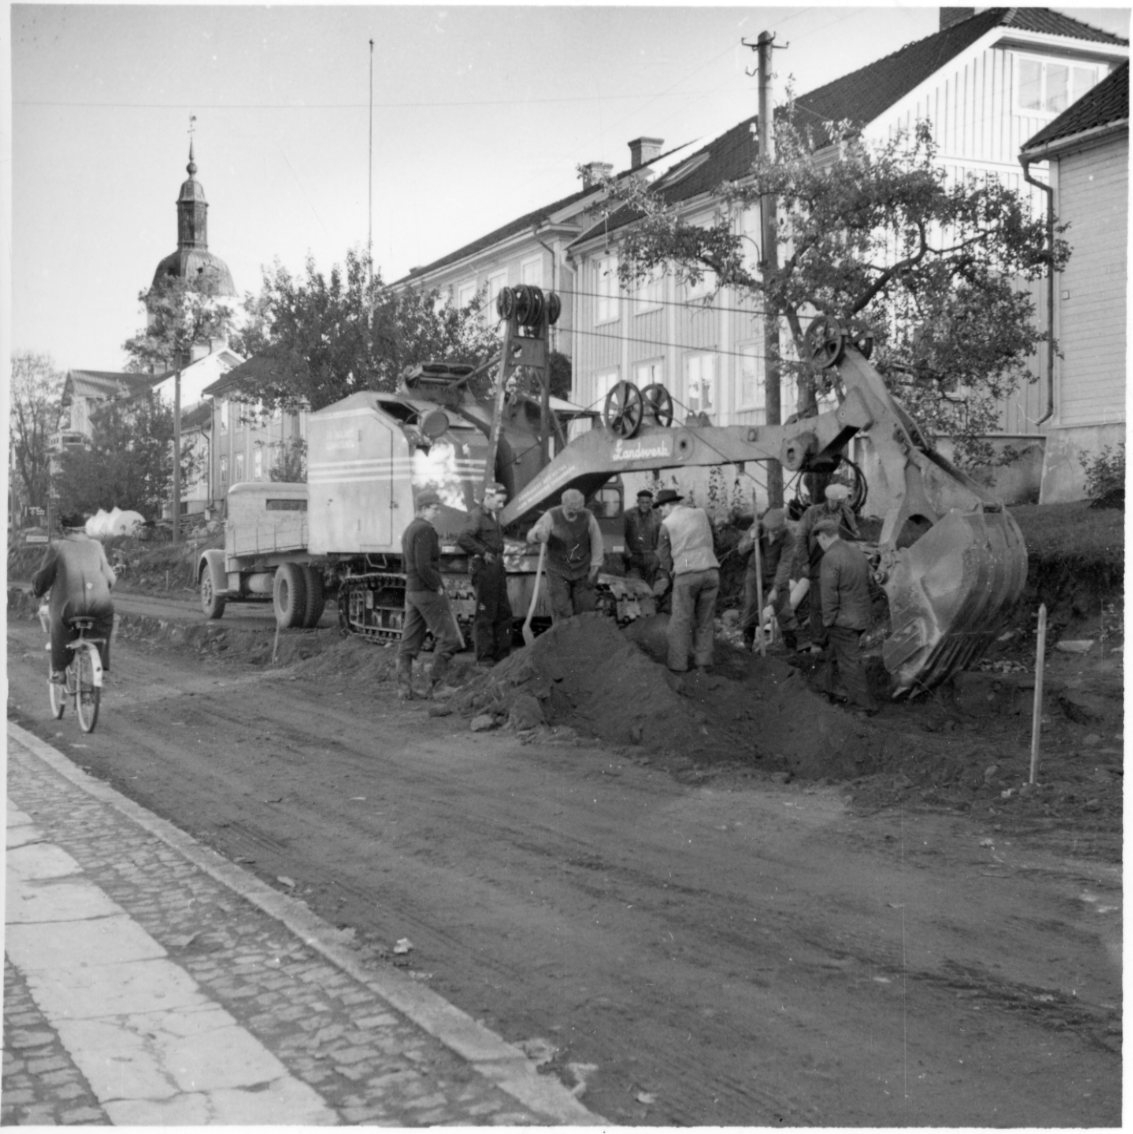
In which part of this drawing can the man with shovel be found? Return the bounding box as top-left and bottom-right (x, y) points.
(527, 488), (604, 622)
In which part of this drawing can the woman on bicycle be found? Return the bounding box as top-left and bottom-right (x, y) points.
(32, 512), (117, 682)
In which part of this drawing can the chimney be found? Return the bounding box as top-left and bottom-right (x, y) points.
(580, 161), (614, 189)
(940, 8), (974, 30)
(628, 137), (664, 170)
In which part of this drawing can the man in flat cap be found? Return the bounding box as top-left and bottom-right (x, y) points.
(793, 481), (860, 650)
(33, 511), (117, 683)
(737, 506), (799, 651)
(815, 517), (879, 715)
(458, 482), (513, 667)
(397, 489), (463, 699)
(623, 487), (660, 585)
(654, 488), (720, 674)
(528, 488), (605, 621)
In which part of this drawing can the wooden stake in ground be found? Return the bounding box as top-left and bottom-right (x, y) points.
(1029, 603), (1047, 785)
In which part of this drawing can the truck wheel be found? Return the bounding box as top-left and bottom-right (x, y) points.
(200, 569), (226, 620)
(273, 562), (308, 628)
(302, 566), (326, 628)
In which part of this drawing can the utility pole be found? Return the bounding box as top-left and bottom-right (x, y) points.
(368, 38), (374, 284)
(172, 364), (182, 545)
(757, 30), (784, 507)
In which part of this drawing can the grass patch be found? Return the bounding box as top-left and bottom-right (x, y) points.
(1011, 500), (1124, 585)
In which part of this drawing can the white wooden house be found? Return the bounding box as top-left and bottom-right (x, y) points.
(1020, 61), (1128, 501)
(564, 8), (1126, 511)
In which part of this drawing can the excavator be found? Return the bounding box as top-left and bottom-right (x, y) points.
(492, 302), (1028, 698)
(205, 285), (1027, 699)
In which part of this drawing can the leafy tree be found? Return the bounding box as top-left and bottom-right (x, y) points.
(10, 352), (64, 519)
(230, 249), (500, 413)
(53, 394), (198, 520)
(123, 274), (238, 373)
(269, 436), (307, 483)
(607, 107), (1067, 463)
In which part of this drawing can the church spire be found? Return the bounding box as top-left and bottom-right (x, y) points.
(152, 118), (235, 296)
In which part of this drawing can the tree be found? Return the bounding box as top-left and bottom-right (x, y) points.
(10, 352), (64, 520)
(52, 394), (196, 520)
(607, 107), (1067, 463)
(230, 249), (500, 413)
(269, 436), (307, 483)
(123, 274), (238, 374)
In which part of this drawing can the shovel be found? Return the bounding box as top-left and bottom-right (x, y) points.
(522, 542), (546, 647)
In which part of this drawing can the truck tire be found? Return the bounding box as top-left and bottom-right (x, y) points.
(273, 562), (308, 629)
(302, 565), (326, 628)
(200, 568), (227, 620)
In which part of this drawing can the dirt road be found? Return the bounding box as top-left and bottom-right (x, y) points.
(6, 596), (1121, 1125)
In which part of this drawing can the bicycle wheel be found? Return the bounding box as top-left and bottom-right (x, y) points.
(48, 665), (66, 719)
(75, 646), (100, 733)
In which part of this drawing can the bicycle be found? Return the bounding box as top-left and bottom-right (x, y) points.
(38, 603), (105, 733)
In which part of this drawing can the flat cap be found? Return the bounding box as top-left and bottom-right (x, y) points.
(416, 489), (442, 509)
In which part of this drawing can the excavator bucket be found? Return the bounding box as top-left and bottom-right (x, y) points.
(881, 507), (1028, 696)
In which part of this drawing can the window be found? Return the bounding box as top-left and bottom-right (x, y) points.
(219, 400), (229, 432)
(685, 268), (718, 300)
(457, 281), (477, 310)
(739, 342), (765, 415)
(1018, 56), (1102, 115)
(485, 272), (507, 323)
(234, 452), (246, 482)
(253, 447), (264, 480)
(594, 368), (620, 408)
(521, 257), (543, 287)
(219, 456), (229, 487)
(635, 264), (664, 313)
(685, 353), (716, 419)
(634, 359), (664, 389)
(595, 254), (620, 323)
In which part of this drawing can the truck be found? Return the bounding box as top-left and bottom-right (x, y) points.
(199, 292), (1027, 697)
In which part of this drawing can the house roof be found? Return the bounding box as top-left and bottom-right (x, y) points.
(572, 7), (1128, 246)
(393, 142), (690, 285)
(1021, 60), (1129, 152)
(203, 351), (302, 398)
(63, 369), (171, 404)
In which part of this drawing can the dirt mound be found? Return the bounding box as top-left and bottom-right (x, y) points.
(447, 614), (891, 780)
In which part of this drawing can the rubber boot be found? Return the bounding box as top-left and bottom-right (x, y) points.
(426, 653), (452, 699)
(396, 657), (416, 701)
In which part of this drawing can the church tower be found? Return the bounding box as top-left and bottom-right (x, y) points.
(152, 138), (236, 298)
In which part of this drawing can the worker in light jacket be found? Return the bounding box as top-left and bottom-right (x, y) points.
(654, 488), (720, 674)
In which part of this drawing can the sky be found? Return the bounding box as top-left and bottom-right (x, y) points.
(7, 2), (1130, 373)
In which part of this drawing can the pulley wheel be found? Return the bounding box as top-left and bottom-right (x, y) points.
(547, 292), (562, 326)
(513, 284), (534, 325)
(804, 314), (844, 369)
(604, 381), (645, 439)
(524, 286), (545, 328)
(640, 383), (674, 428)
(496, 287), (516, 320)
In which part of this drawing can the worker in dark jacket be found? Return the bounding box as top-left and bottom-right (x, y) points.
(32, 513), (116, 680)
(457, 482), (512, 667)
(737, 507), (799, 651)
(623, 488), (660, 584)
(397, 490), (463, 699)
(815, 517), (878, 714)
(528, 488), (604, 622)
(794, 482), (860, 649)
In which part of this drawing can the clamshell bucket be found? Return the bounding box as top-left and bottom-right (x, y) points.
(882, 506), (1028, 696)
